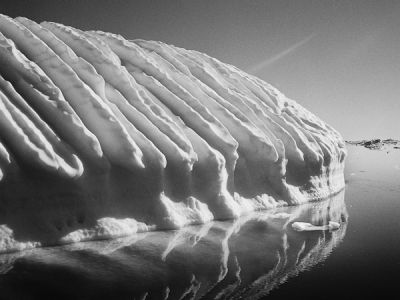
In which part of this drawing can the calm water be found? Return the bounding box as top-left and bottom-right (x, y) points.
(269, 145), (400, 299)
(0, 145), (399, 299)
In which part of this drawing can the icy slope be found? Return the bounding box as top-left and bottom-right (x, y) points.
(0, 15), (346, 252)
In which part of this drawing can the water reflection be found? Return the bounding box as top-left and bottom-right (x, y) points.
(0, 191), (347, 299)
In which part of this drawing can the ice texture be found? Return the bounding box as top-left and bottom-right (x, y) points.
(0, 14), (346, 253)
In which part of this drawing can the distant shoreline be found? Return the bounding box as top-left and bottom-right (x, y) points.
(346, 139), (400, 150)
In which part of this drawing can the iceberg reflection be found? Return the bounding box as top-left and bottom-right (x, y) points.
(0, 191), (347, 299)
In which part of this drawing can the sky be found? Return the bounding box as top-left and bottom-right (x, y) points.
(1, 0), (399, 140)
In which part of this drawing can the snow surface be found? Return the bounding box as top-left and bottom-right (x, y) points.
(0, 14), (346, 253)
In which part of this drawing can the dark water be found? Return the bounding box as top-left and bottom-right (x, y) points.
(0, 146), (399, 299)
(269, 145), (400, 299)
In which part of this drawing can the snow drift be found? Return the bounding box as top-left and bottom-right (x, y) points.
(0, 15), (346, 252)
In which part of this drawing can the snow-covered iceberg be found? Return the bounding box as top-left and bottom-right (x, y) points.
(0, 14), (346, 252)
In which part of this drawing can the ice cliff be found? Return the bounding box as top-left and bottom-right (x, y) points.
(0, 15), (346, 252)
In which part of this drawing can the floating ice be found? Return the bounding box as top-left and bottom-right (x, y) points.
(292, 221), (341, 231)
(0, 14), (346, 252)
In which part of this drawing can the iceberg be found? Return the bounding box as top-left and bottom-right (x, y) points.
(0, 14), (346, 252)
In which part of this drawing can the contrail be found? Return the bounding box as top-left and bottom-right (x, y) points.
(247, 33), (317, 74)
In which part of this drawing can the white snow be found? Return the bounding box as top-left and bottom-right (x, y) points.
(0, 14), (346, 253)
